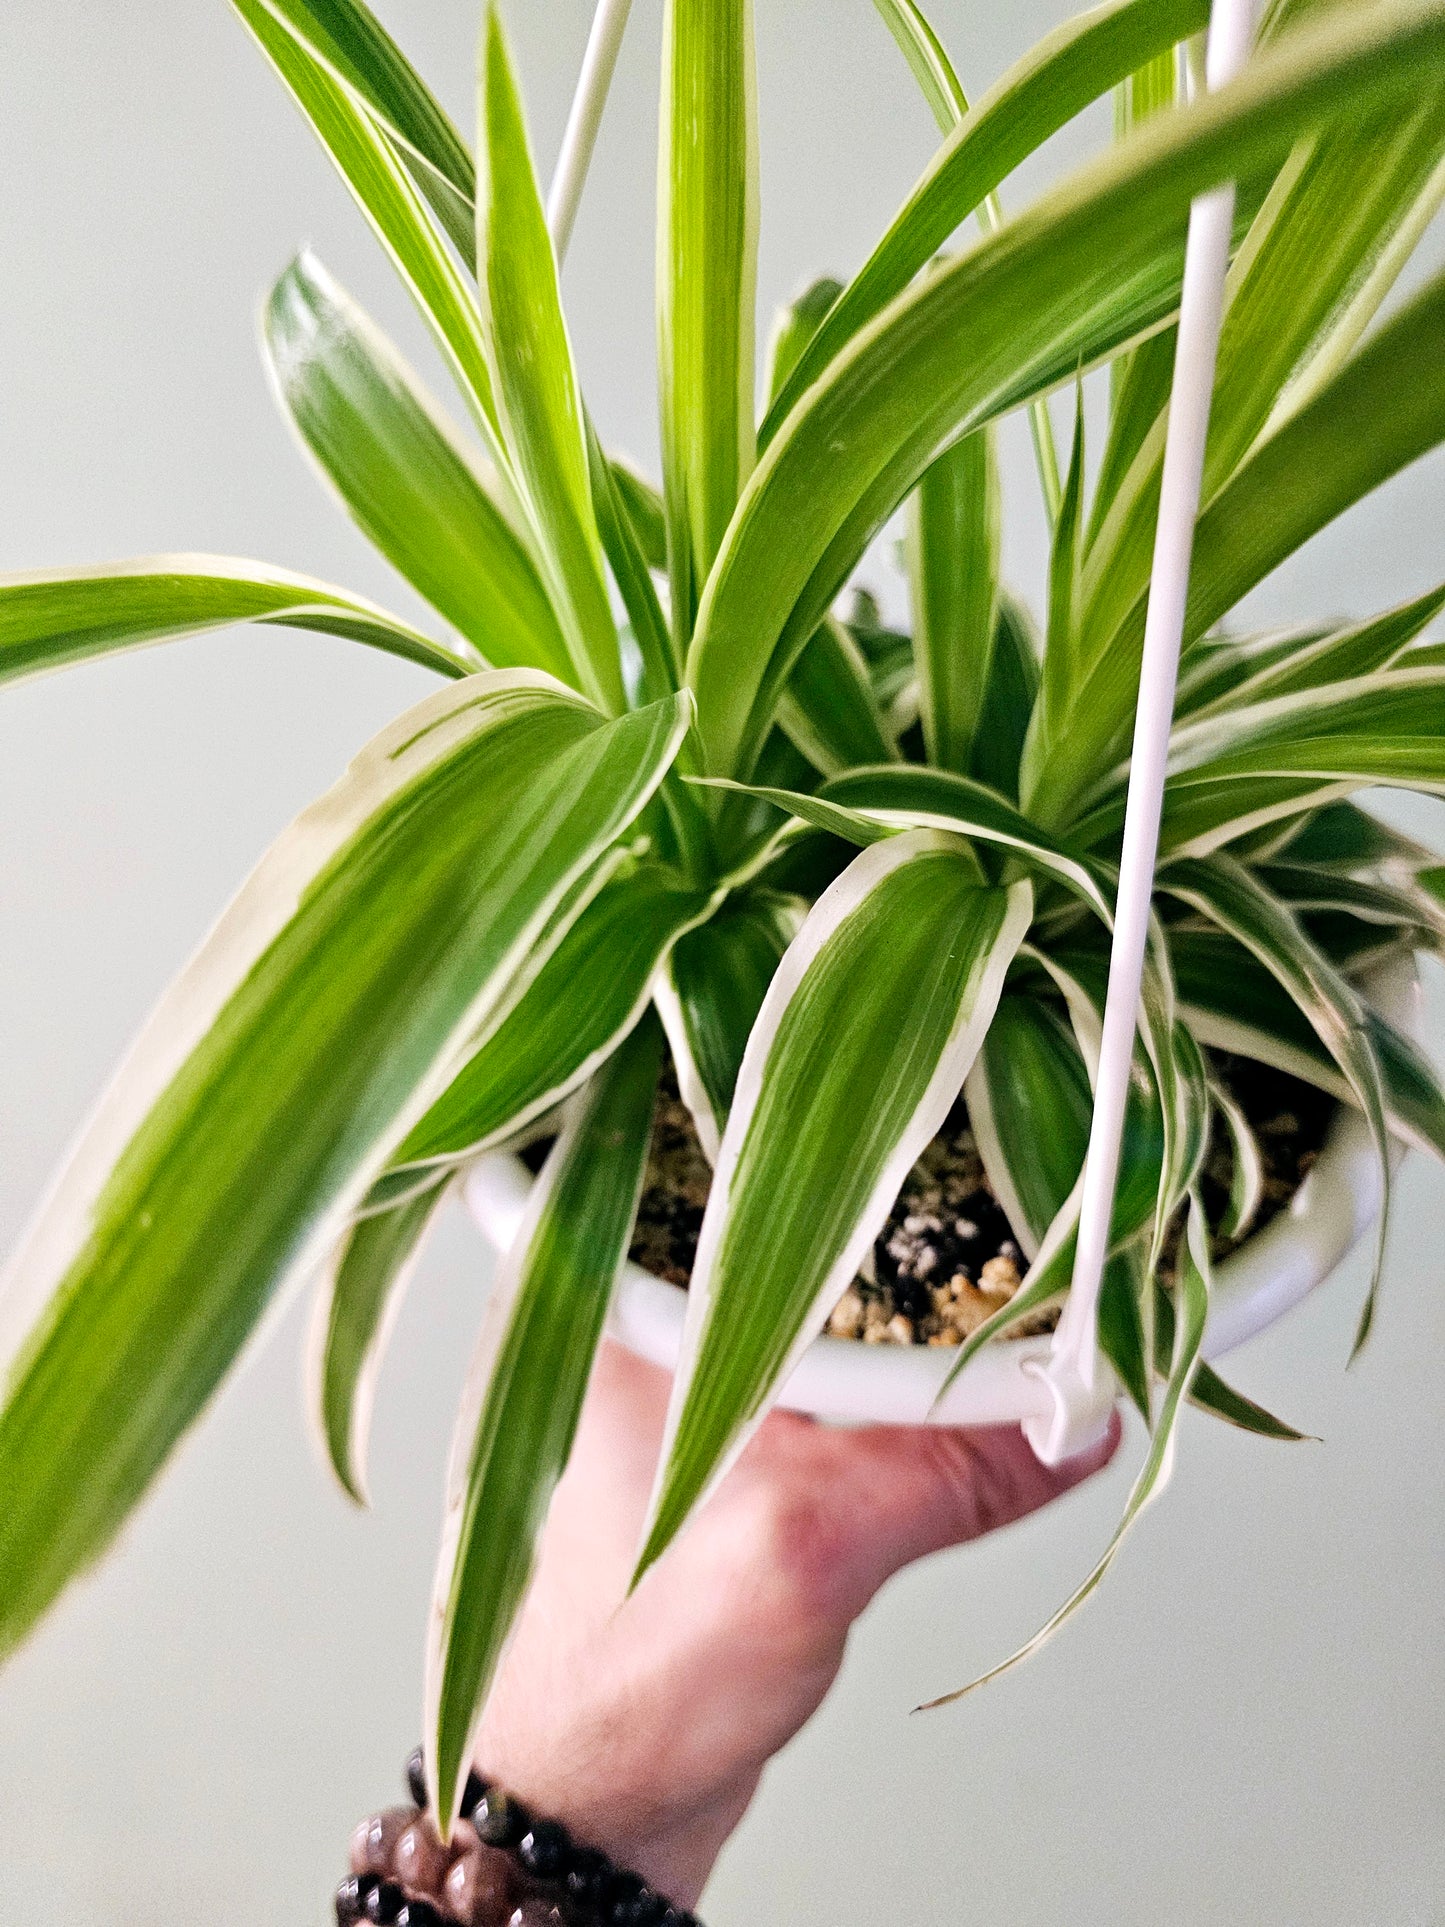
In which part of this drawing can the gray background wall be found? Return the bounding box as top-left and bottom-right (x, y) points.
(1, 2), (1442, 1921)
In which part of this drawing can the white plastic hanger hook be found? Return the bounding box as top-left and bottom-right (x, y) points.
(548, 0), (637, 262)
(1024, 0), (1259, 1467)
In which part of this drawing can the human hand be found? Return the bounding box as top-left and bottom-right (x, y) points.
(472, 1340), (1120, 1909)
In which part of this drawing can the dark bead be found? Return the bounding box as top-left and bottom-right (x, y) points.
(335, 1874), (367, 1924)
(517, 1818), (571, 1881)
(405, 1747), (428, 1809)
(565, 1847), (611, 1906)
(603, 1871), (647, 1912)
(394, 1906), (443, 1927)
(445, 1843), (517, 1921)
(364, 1881), (405, 1924)
(353, 1809), (414, 1877)
(612, 1894), (671, 1926)
(460, 1769), (489, 1821)
(393, 1818), (448, 1895)
(472, 1786), (529, 1848)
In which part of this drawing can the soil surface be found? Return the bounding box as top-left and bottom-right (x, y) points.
(626, 1053), (1335, 1348)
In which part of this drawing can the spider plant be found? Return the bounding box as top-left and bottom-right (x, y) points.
(3, 0), (1445, 1831)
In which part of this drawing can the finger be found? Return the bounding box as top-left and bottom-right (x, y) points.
(801, 1409), (1123, 1613)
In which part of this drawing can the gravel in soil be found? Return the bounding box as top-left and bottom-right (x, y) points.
(625, 1052), (1336, 1348)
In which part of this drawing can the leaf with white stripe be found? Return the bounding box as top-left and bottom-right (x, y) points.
(1170, 922), (1445, 1162)
(1035, 267), (1445, 823)
(1166, 667), (1445, 795)
(427, 1013), (663, 1831)
(392, 862), (714, 1169)
(233, 0), (499, 444)
(919, 1194), (1210, 1708)
(263, 252), (571, 680)
(636, 839), (1032, 1576)
(253, 0), (477, 261)
(964, 993), (1093, 1260)
(477, 8), (624, 715)
(0, 676), (689, 1661)
(311, 1172), (451, 1503)
(1208, 1075), (1265, 1240)
(908, 427), (1001, 775)
(1162, 853), (1391, 1348)
(659, 0), (758, 645)
(775, 618), (898, 776)
(1184, 583), (1445, 719)
(762, 0), (1212, 436)
(0, 556), (472, 687)
(654, 890), (797, 1161)
(694, 765), (1112, 921)
(696, 0), (1445, 778)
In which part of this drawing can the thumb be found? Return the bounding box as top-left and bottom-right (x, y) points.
(809, 1410), (1122, 1615)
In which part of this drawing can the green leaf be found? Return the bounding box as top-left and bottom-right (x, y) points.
(968, 592), (1041, 801)
(1170, 926), (1445, 1163)
(907, 427), (1001, 773)
(232, 0), (499, 443)
(655, 890), (797, 1159)
(427, 1011), (663, 1832)
(636, 841), (1032, 1578)
(0, 556), (472, 687)
(964, 993), (1093, 1255)
(1203, 105), (1445, 498)
(263, 251), (572, 681)
(873, 0), (1070, 518)
(1036, 265), (1445, 822)
(1166, 666), (1445, 795)
(1086, 104), (1445, 656)
(764, 278), (844, 409)
(693, 0), (1445, 779)
(311, 1173), (451, 1503)
(251, 0), (477, 261)
(607, 458), (669, 573)
(1190, 1359), (1310, 1439)
(1186, 584), (1445, 718)
(1042, 389), (1087, 729)
(1154, 1280), (1308, 1439)
(1098, 1241), (1153, 1427)
(777, 618), (899, 775)
(1271, 798), (1438, 876)
(0, 674), (690, 1662)
(763, 0), (1213, 438)
(872, 0), (969, 129)
(660, 0), (758, 644)
(477, 7), (623, 716)
(1259, 863), (1445, 947)
(392, 861), (714, 1168)
(1208, 1074), (1265, 1240)
(1161, 854), (1391, 1349)
(845, 590), (922, 736)
(1370, 1010), (1445, 1165)
(585, 420), (679, 706)
(1091, 321), (1176, 539)
(919, 1193), (1211, 1709)
(697, 764), (1113, 921)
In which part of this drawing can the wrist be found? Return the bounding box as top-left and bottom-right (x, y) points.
(339, 1749), (716, 1925)
(471, 1730), (756, 1909)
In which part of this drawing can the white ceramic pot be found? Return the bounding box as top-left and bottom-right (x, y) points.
(462, 962), (1422, 1430)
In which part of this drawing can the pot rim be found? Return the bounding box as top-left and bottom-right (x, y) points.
(461, 957), (1421, 1430)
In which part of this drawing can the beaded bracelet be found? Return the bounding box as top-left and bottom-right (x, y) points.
(335, 1750), (703, 1927)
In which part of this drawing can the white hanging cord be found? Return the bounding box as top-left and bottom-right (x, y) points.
(1024, 0), (1258, 1466)
(547, 0), (637, 261)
